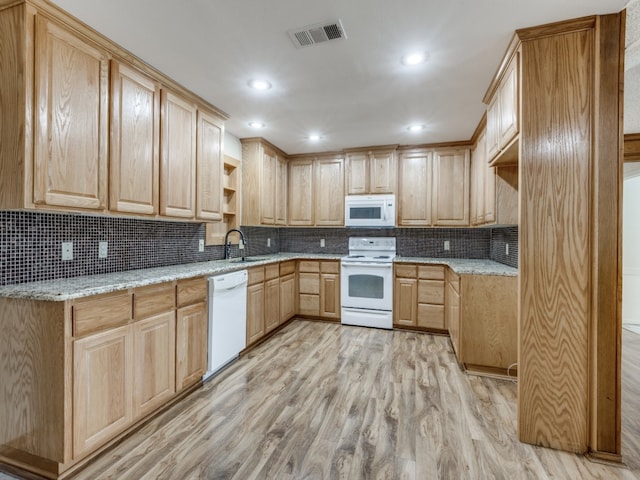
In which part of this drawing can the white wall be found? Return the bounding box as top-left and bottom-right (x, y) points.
(623, 171), (640, 324)
(224, 131), (242, 161)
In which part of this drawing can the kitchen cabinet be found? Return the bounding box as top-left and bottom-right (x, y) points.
(397, 149), (432, 225)
(132, 283), (176, 418)
(279, 262), (297, 323)
(264, 265), (281, 333)
(486, 51), (519, 166)
(160, 89), (197, 218)
(110, 61), (160, 215)
(241, 139), (288, 226)
(394, 264), (445, 330)
(196, 109), (224, 221)
(432, 149), (470, 226)
(206, 155), (241, 245)
(297, 261), (340, 320)
(176, 277), (208, 391)
(345, 148), (396, 194)
(315, 156), (345, 226)
(288, 159), (315, 226)
(34, 15), (109, 211)
(446, 270), (461, 357)
(398, 148), (470, 226)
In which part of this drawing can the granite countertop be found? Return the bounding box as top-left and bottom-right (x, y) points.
(0, 253), (515, 301)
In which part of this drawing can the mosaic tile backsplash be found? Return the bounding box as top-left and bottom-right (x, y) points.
(0, 211), (517, 286)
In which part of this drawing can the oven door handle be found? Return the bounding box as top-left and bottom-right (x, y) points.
(341, 262), (393, 268)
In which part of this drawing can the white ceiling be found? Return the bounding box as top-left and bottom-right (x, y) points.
(50, 0), (633, 154)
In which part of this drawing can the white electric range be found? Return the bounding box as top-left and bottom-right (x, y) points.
(340, 237), (396, 329)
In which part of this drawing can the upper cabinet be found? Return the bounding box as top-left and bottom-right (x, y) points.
(485, 50), (520, 166)
(288, 159), (315, 226)
(0, 1), (227, 219)
(241, 138), (288, 226)
(345, 148), (396, 195)
(34, 15), (109, 211)
(160, 90), (197, 219)
(110, 61), (160, 215)
(398, 147), (470, 227)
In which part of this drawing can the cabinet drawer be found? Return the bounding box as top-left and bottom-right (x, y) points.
(265, 264), (279, 281)
(280, 261), (295, 276)
(299, 294), (320, 316)
(73, 291), (132, 337)
(417, 304), (445, 330)
(418, 265), (445, 280)
(320, 261), (339, 274)
(134, 282), (175, 319)
(177, 277), (207, 307)
(299, 273), (320, 294)
(298, 261), (320, 273)
(395, 264), (417, 278)
(418, 280), (444, 305)
(247, 267), (265, 286)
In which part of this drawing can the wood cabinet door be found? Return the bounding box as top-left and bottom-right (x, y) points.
(417, 304), (445, 330)
(470, 131), (486, 225)
(264, 278), (280, 333)
(261, 148), (276, 225)
(499, 54), (519, 148)
(133, 311), (176, 418)
(370, 151), (396, 194)
(446, 282), (461, 357)
(196, 110), (223, 221)
(320, 273), (340, 319)
(176, 302), (207, 391)
(246, 282), (265, 346)
(288, 160), (314, 226)
(394, 277), (417, 326)
(110, 61), (159, 215)
(315, 156), (344, 226)
(486, 94), (501, 161)
(484, 165), (496, 224)
(346, 153), (369, 195)
(298, 272), (320, 316)
(279, 273), (296, 323)
(160, 90), (197, 218)
(398, 150), (432, 226)
(34, 16), (109, 210)
(275, 155), (288, 225)
(73, 325), (133, 458)
(432, 149), (470, 226)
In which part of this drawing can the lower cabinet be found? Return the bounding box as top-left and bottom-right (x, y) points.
(297, 260), (340, 320)
(446, 270), (461, 356)
(279, 266), (296, 323)
(176, 277), (208, 391)
(394, 264), (445, 330)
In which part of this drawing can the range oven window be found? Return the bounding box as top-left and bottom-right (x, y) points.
(348, 274), (384, 299)
(349, 206), (382, 220)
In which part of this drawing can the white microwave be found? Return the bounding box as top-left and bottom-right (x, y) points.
(344, 194), (395, 227)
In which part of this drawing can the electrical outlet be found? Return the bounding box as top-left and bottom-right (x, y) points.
(267, 238), (271, 247)
(506, 243), (510, 256)
(61, 241), (73, 261)
(320, 239), (325, 248)
(198, 239), (205, 252)
(444, 240), (450, 251)
(98, 241), (108, 259)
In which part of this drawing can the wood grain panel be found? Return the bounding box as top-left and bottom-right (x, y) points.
(72, 291), (132, 338)
(288, 160), (314, 226)
(398, 150), (432, 226)
(298, 261), (320, 273)
(275, 155), (288, 225)
(418, 265), (445, 280)
(395, 264), (417, 278)
(416, 303), (445, 330)
(176, 277), (206, 307)
(394, 277), (417, 326)
(196, 109), (224, 221)
(34, 15), (108, 210)
(0, 298), (67, 462)
(432, 149), (470, 226)
(260, 147), (276, 224)
(314, 156), (344, 226)
(247, 267), (265, 286)
(160, 89), (196, 218)
(320, 261), (339, 274)
(346, 152), (368, 194)
(279, 261), (295, 276)
(246, 283), (265, 346)
(625, 133), (640, 162)
(133, 282), (174, 320)
(320, 273), (340, 319)
(418, 280), (444, 305)
(109, 61), (159, 215)
(175, 302), (207, 391)
(370, 150), (396, 194)
(299, 273), (320, 295)
(279, 273), (296, 324)
(298, 294), (320, 316)
(264, 278), (280, 333)
(518, 28), (592, 453)
(264, 264), (279, 281)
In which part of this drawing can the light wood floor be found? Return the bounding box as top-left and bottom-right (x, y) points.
(1, 320), (639, 479)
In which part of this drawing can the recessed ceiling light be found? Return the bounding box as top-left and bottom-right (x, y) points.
(248, 79), (272, 90)
(248, 121), (266, 128)
(401, 52), (427, 66)
(408, 124), (426, 132)
(308, 134), (321, 141)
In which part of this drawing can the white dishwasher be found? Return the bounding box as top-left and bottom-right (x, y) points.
(203, 269), (248, 380)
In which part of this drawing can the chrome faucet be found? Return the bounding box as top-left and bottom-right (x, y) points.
(224, 228), (247, 261)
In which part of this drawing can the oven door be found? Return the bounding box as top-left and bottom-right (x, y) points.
(340, 261), (393, 311)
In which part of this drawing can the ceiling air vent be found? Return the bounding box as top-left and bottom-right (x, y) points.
(288, 19), (347, 49)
